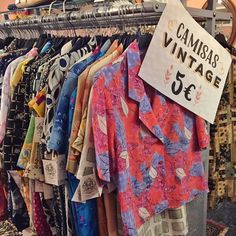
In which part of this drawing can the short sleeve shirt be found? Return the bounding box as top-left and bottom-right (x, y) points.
(91, 41), (209, 236)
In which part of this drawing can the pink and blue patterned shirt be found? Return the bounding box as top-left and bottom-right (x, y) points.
(91, 41), (209, 236)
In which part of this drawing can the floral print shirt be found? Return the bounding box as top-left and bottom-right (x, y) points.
(91, 41), (209, 236)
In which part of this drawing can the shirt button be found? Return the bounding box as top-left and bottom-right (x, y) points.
(57, 141), (60, 144)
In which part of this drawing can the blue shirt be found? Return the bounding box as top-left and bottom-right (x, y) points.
(67, 89), (98, 236)
(40, 41), (52, 55)
(47, 39), (111, 152)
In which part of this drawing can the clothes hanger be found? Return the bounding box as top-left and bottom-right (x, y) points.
(134, 4), (152, 51)
(67, 11), (88, 53)
(123, 6), (136, 49)
(25, 28), (37, 49)
(116, 6), (128, 48)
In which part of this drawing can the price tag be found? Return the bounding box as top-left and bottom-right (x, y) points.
(34, 117), (44, 143)
(43, 183), (54, 199)
(139, 0), (232, 123)
(42, 154), (66, 186)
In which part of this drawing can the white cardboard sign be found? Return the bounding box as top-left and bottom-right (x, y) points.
(139, 0), (232, 123)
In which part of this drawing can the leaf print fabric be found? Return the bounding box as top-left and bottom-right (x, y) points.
(120, 97), (129, 116)
(91, 41), (209, 236)
(189, 163), (205, 177)
(97, 115), (107, 135)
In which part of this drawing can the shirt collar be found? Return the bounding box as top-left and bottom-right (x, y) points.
(61, 40), (73, 55)
(127, 40), (145, 102)
(100, 39), (111, 55)
(126, 41), (165, 143)
(40, 41), (52, 55)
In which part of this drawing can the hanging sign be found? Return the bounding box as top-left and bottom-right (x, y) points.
(139, 0), (232, 123)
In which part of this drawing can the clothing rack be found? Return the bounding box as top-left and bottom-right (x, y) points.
(0, 1), (232, 36)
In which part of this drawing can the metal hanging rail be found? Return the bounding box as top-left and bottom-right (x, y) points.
(0, 1), (232, 32)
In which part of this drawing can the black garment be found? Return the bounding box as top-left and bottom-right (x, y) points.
(3, 67), (32, 170)
(7, 173), (29, 231)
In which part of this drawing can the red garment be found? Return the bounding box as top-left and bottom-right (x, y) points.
(91, 41), (209, 236)
(0, 178), (7, 221)
(33, 192), (52, 236)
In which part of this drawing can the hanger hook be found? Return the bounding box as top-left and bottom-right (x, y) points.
(48, 0), (61, 15)
(63, 0), (67, 13)
(93, 8), (101, 35)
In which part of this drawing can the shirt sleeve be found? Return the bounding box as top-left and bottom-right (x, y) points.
(47, 79), (71, 153)
(195, 116), (210, 149)
(91, 78), (115, 183)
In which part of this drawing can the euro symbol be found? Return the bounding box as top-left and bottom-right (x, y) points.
(184, 84), (196, 101)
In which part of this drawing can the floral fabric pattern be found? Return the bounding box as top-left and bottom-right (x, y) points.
(91, 41), (209, 236)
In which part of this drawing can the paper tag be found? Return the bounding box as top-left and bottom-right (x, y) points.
(42, 154), (66, 186)
(35, 180), (44, 192)
(22, 227), (37, 236)
(72, 183), (83, 202)
(34, 117), (44, 143)
(72, 172), (103, 202)
(43, 183), (54, 199)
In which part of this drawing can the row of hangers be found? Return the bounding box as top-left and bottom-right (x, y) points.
(0, 0), (157, 39)
(0, 30), (154, 57)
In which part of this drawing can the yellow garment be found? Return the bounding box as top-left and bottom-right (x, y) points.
(10, 57), (33, 95)
(24, 88), (46, 181)
(66, 40), (119, 174)
(73, 43), (124, 152)
(104, 39), (119, 56)
(28, 87), (46, 117)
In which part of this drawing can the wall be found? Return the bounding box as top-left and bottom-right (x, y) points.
(188, 0), (236, 46)
(188, 0), (205, 8)
(0, 0), (15, 12)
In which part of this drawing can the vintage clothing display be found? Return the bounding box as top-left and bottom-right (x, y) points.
(0, 33), (209, 236)
(0, 0), (232, 235)
(0, 32), (209, 235)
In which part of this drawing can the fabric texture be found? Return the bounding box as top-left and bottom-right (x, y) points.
(72, 44), (123, 202)
(137, 206), (188, 236)
(47, 40), (111, 155)
(42, 37), (97, 149)
(0, 220), (23, 236)
(33, 192), (52, 236)
(91, 41), (209, 235)
(208, 57), (236, 207)
(7, 172), (30, 231)
(3, 60), (32, 170)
